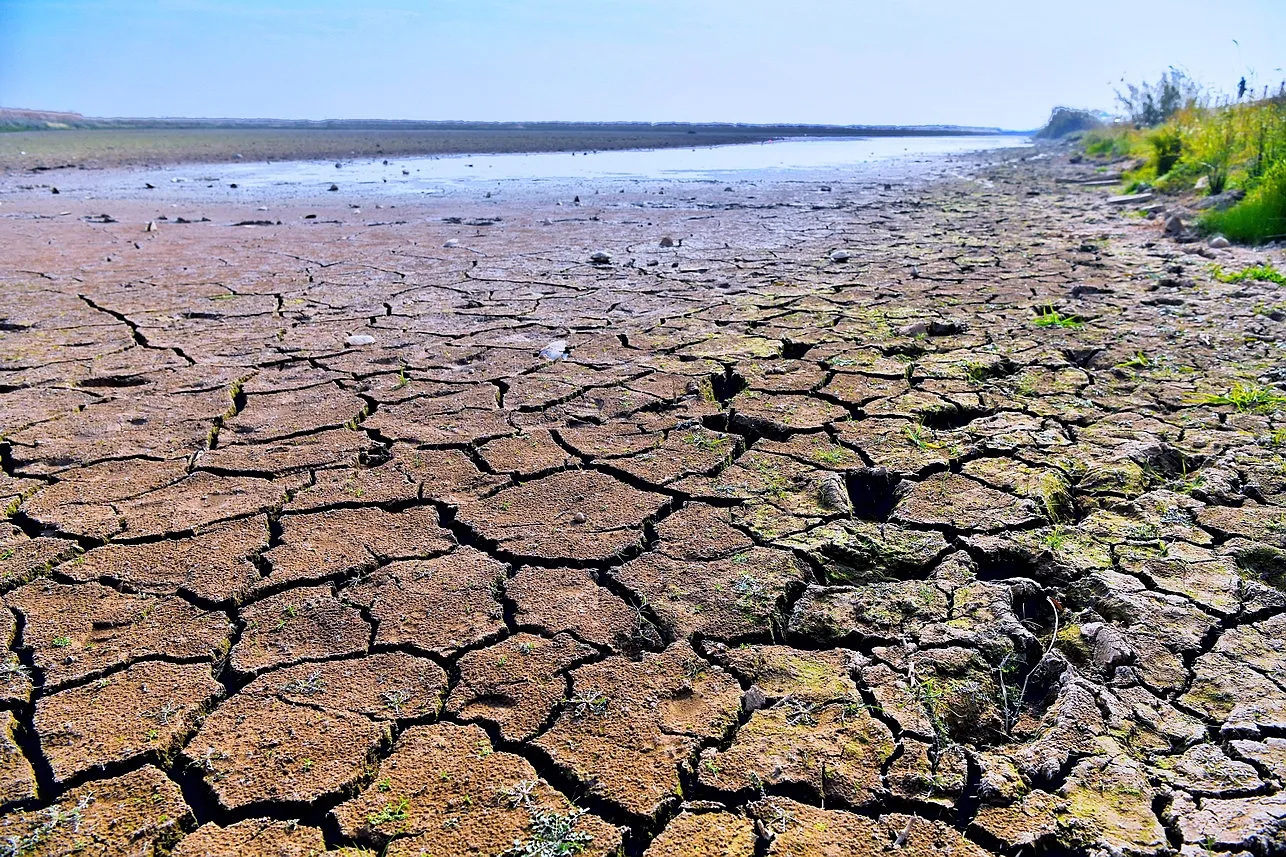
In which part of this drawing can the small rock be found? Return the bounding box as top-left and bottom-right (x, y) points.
(144, 221), (156, 233)
(829, 249), (851, 262)
(571, 512), (587, 525)
(539, 340), (567, 361)
(1163, 214), (1184, 236)
(659, 237), (675, 248)
(443, 239), (459, 248)
(1209, 235), (1231, 249)
(742, 685), (768, 712)
(233, 153), (243, 159)
(345, 334), (376, 346)
(327, 184), (339, 192)
(589, 251), (611, 264)
(50, 187), (59, 195)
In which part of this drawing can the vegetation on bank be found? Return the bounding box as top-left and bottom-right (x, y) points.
(1068, 69), (1286, 244)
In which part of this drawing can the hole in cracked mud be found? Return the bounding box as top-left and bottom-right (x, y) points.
(845, 468), (903, 521)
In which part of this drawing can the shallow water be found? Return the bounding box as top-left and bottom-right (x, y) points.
(106, 134), (1029, 197)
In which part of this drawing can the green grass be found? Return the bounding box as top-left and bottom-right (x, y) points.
(1201, 382), (1286, 414)
(1211, 262), (1286, 285)
(1032, 306), (1085, 329)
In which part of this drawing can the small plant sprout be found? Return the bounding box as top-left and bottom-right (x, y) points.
(51, 637), (72, 649)
(366, 795), (410, 828)
(144, 700), (181, 726)
(381, 689), (413, 716)
(282, 669), (326, 696)
(566, 691), (608, 719)
(393, 366), (411, 389)
(501, 778), (538, 809)
(1212, 263), (1286, 285)
(1032, 305), (1085, 329)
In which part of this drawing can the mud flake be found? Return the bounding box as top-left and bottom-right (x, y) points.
(342, 547), (506, 656)
(0, 765), (191, 856)
(7, 581), (232, 690)
(730, 391), (848, 434)
(507, 565), (655, 652)
(260, 506), (452, 593)
(115, 471), (292, 539)
(643, 811), (755, 856)
(748, 796), (987, 856)
(893, 472), (1041, 532)
(0, 710), (36, 807)
(457, 469), (666, 563)
(172, 819), (329, 857)
(61, 515), (267, 604)
(183, 681), (391, 812)
(35, 660), (222, 784)
(532, 642), (741, 820)
(445, 632), (595, 742)
(614, 547), (806, 641)
(478, 429), (575, 476)
(269, 652), (447, 721)
(331, 722), (622, 856)
(232, 584), (369, 675)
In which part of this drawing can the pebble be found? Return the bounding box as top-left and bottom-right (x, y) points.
(829, 249), (850, 262)
(1209, 235), (1231, 249)
(1163, 214), (1184, 235)
(659, 237), (675, 248)
(345, 334), (376, 346)
(145, 221), (156, 233)
(539, 340), (568, 360)
(443, 239), (460, 248)
(742, 685), (768, 712)
(571, 511), (587, 524)
(327, 184), (339, 192)
(589, 251), (611, 264)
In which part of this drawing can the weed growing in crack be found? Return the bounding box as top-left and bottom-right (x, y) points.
(1114, 351), (1151, 370)
(1032, 306), (1085, 329)
(0, 657), (30, 685)
(1201, 382), (1286, 414)
(505, 809), (593, 857)
(0, 794), (94, 857)
(902, 422), (941, 451)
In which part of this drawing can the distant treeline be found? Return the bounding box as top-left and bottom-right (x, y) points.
(0, 108), (1009, 137)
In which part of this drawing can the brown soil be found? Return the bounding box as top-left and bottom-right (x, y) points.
(1, 143), (1284, 855)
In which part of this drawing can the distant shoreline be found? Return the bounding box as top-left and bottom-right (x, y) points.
(0, 118), (1023, 172)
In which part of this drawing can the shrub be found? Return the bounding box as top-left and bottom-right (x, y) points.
(1147, 126), (1183, 176)
(1117, 68), (1203, 127)
(1202, 158), (1286, 243)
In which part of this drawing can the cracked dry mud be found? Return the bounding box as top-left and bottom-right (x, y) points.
(1, 145), (1285, 857)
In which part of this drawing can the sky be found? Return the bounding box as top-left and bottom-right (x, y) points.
(1, 0), (1283, 129)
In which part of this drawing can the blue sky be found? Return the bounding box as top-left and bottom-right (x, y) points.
(1, 0), (1282, 128)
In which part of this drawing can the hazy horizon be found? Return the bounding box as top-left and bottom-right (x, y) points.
(2, 0), (1283, 130)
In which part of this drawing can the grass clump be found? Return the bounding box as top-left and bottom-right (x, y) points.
(1032, 306), (1085, 329)
(1212, 262), (1286, 284)
(1201, 382), (1286, 414)
(1203, 159), (1286, 242)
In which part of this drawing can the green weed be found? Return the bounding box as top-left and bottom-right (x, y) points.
(1212, 262), (1286, 285)
(1201, 382), (1286, 414)
(1032, 306), (1085, 329)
